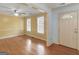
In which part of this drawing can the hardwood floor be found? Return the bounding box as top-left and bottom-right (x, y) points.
(0, 35), (78, 55)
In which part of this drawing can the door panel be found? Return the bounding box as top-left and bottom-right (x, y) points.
(78, 11), (79, 50)
(59, 11), (77, 49)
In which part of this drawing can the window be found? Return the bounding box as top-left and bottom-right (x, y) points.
(37, 16), (44, 34)
(26, 18), (31, 32)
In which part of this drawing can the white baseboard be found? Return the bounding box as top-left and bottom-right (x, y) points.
(0, 33), (24, 39)
(53, 40), (59, 44)
(47, 41), (54, 46)
(25, 34), (47, 41)
(46, 39), (57, 46)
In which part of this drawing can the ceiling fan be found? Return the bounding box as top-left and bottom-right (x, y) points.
(13, 9), (19, 16)
(0, 4), (42, 16)
(0, 5), (27, 16)
(13, 9), (27, 16)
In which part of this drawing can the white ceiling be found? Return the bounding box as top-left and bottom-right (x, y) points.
(44, 3), (71, 9)
(0, 3), (42, 16)
(0, 3), (71, 16)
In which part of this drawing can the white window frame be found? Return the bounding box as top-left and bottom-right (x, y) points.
(26, 18), (31, 32)
(37, 16), (44, 34)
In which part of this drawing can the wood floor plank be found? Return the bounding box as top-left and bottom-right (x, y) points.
(0, 35), (78, 55)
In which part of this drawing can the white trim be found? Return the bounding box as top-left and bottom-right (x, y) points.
(47, 41), (54, 46)
(0, 33), (24, 39)
(25, 34), (46, 41)
(47, 39), (59, 46)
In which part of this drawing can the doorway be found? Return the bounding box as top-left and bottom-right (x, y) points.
(59, 11), (78, 49)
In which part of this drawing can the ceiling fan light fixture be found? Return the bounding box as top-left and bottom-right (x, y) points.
(14, 13), (19, 16)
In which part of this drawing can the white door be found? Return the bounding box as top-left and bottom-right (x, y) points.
(77, 11), (79, 50)
(59, 11), (77, 49)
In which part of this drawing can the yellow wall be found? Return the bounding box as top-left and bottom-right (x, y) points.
(0, 13), (48, 41)
(24, 13), (48, 41)
(0, 14), (24, 38)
